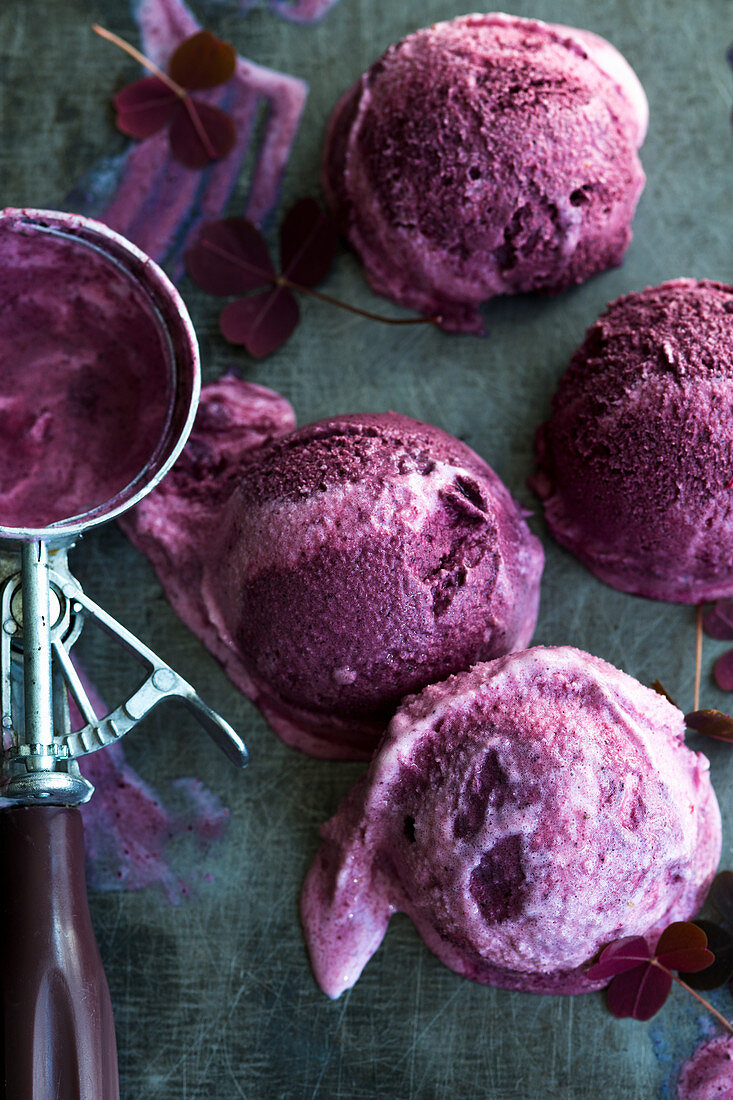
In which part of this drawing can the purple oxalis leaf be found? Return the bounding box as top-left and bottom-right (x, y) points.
(655, 920), (714, 972)
(657, 921), (708, 947)
(587, 936), (650, 980)
(187, 218), (276, 295)
(714, 650), (733, 691)
(168, 98), (237, 168)
(650, 680), (678, 707)
(606, 962), (672, 1021)
(594, 923), (714, 1023)
(114, 77), (178, 138)
(685, 709), (733, 742)
(188, 202), (339, 355)
(220, 287), (299, 357)
(656, 947), (714, 973)
(703, 600), (733, 640)
(280, 197), (339, 286)
(167, 29), (236, 90)
(73, 0), (307, 276)
(711, 870), (733, 927)
(682, 921), (733, 990)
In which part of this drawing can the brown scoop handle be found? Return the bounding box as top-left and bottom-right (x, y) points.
(0, 805), (119, 1100)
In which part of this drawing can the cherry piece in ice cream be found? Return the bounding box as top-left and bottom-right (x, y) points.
(323, 13), (647, 332)
(0, 213), (173, 529)
(531, 279), (733, 602)
(301, 646), (720, 997)
(122, 377), (543, 759)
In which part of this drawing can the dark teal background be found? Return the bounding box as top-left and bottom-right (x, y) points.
(1, 1), (732, 1095)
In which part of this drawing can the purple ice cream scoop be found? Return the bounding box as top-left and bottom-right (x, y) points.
(301, 646), (720, 998)
(322, 12), (647, 333)
(531, 279), (733, 602)
(122, 376), (543, 759)
(678, 1035), (733, 1100)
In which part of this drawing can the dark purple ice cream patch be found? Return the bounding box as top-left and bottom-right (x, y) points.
(469, 834), (526, 924)
(453, 750), (509, 838)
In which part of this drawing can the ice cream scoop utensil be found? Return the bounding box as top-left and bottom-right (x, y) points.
(1, 549), (246, 799)
(0, 210), (247, 1100)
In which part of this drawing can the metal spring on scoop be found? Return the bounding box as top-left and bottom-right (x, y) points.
(0, 542), (248, 807)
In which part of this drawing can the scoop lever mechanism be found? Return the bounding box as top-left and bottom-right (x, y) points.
(1, 542), (248, 806)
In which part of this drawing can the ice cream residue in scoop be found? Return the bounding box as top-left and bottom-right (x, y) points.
(0, 213), (173, 529)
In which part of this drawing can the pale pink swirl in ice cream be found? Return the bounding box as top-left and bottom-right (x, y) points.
(678, 1035), (733, 1100)
(323, 13), (647, 332)
(301, 646), (720, 997)
(122, 378), (543, 759)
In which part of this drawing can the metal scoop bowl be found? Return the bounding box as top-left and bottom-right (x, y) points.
(0, 210), (247, 1100)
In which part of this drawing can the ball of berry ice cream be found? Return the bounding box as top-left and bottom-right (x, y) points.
(531, 279), (733, 602)
(123, 379), (543, 759)
(301, 646), (720, 997)
(323, 13), (647, 332)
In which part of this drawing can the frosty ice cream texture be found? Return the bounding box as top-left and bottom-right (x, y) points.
(0, 212), (172, 529)
(301, 646), (720, 998)
(323, 13), (647, 332)
(678, 1035), (733, 1100)
(532, 279), (733, 602)
(122, 376), (543, 759)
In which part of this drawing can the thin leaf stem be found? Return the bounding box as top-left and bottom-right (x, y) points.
(182, 96), (218, 160)
(197, 227), (440, 327)
(695, 603), (703, 712)
(92, 24), (186, 98)
(281, 278), (440, 326)
(668, 969), (733, 1036)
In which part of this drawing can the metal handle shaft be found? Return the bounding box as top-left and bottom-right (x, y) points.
(20, 541), (54, 747)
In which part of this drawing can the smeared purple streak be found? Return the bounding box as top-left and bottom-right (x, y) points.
(268, 0), (342, 22)
(73, 667), (229, 903)
(74, 0), (307, 271)
(235, 0), (342, 21)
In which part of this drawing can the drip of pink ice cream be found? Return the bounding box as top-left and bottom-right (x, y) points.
(0, 212), (172, 529)
(323, 12), (647, 332)
(122, 375), (543, 759)
(301, 646), (720, 998)
(531, 279), (733, 602)
(678, 1035), (733, 1100)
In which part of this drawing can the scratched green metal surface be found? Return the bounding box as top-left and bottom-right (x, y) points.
(1, 0), (733, 1096)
